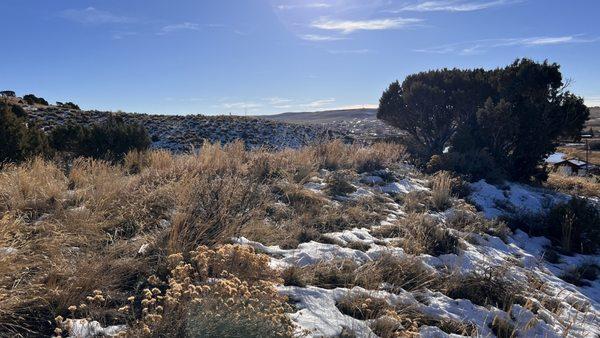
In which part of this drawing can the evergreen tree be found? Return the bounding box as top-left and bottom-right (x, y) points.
(378, 59), (589, 181)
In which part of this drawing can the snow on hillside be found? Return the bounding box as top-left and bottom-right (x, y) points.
(235, 171), (600, 337)
(23, 104), (332, 152)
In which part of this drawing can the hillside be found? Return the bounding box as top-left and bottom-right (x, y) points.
(262, 108), (400, 140)
(263, 108), (377, 123)
(14, 101), (330, 152)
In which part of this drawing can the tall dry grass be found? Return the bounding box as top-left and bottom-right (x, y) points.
(430, 171), (453, 211)
(0, 140), (407, 336)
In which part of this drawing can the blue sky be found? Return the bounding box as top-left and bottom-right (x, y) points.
(1, 0), (599, 115)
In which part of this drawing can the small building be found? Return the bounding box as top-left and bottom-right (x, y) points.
(552, 159), (595, 176)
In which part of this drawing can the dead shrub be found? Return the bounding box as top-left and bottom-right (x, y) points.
(169, 173), (268, 253)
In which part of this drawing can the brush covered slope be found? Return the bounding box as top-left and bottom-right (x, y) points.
(0, 141), (599, 337)
(18, 100), (329, 152)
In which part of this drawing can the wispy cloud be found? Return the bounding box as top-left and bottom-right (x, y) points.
(300, 34), (348, 41)
(264, 97), (293, 105)
(277, 3), (333, 10)
(415, 35), (598, 55)
(312, 17), (423, 34)
(60, 7), (134, 24)
(158, 22), (200, 35)
(396, 0), (519, 12)
(303, 98), (336, 108)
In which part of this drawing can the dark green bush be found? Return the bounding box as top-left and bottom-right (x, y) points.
(49, 116), (151, 161)
(378, 59), (589, 181)
(0, 104), (50, 164)
(23, 94), (49, 106)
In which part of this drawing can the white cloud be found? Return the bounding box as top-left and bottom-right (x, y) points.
(158, 22), (200, 35)
(300, 34), (347, 41)
(277, 3), (332, 10)
(415, 35), (598, 55)
(264, 97), (293, 105)
(397, 0), (519, 12)
(303, 98), (336, 108)
(312, 17), (423, 34)
(61, 7), (134, 24)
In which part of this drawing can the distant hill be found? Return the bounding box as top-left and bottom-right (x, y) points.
(260, 108), (402, 140)
(261, 108), (377, 124)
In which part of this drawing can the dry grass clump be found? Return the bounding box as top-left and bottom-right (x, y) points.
(356, 254), (439, 293)
(313, 140), (406, 172)
(442, 266), (525, 311)
(430, 171), (453, 211)
(447, 210), (511, 240)
(490, 316), (517, 338)
(399, 190), (431, 213)
(336, 294), (392, 320)
(314, 140), (354, 170)
(352, 142), (406, 173)
(283, 254), (438, 294)
(369, 306), (476, 337)
(0, 158), (68, 217)
(285, 260), (360, 289)
(399, 214), (459, 256)
(545, 173), (600, 198)
(326, 171), (357, 197)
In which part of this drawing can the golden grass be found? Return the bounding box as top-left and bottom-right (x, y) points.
(0, 141), (407, 336)
(545, 173), (600, 198)
(430, 171), (453, 211)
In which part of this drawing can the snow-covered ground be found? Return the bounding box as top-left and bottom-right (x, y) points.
(235, 170), (600, 337)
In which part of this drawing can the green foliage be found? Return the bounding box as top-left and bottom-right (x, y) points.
(23, 94), (49, 106)
(57, 101), (80, 110)
(0, 104), (51, 164)
(378, 59), (590, 181)
(50, 116), (151, 160)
